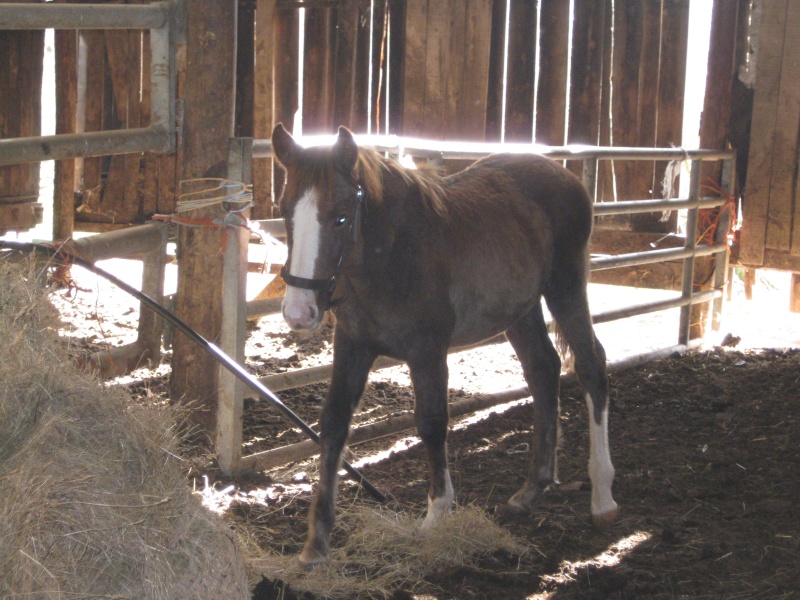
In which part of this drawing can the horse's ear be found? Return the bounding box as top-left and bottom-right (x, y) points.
(272, 123), (302, 168)
(333, 126), (359, 176)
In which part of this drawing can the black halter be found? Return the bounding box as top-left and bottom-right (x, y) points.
(280, 182), (365, 310)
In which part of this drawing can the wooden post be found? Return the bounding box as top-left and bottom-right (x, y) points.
(169, 0), (237, 439)
(216, 138), (252, 476)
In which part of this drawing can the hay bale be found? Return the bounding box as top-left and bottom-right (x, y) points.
(0, 259), (249, 599)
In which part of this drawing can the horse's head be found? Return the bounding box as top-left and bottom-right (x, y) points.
(272, 123), (365, 331)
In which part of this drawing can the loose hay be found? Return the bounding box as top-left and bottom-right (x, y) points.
(0, 259), (249, 599)
(250, 503), (527, 599)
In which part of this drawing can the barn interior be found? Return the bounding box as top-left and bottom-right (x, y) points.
(1, 1), (799, 598)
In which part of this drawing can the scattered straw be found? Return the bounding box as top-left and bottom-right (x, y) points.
(250, 503), (527, 599)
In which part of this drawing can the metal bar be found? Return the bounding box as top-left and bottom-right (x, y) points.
(590, 243), (726, 272)
(251, 195), (728, 240)
(593, 289), (721, 324)
(149, 2), (176, 144)
(592, 195), (725, 216)
(250, 135), (735, 162)
(0, 127), (171, 166)
(0, 3), (168, 30)
(679, 160), (702, 345)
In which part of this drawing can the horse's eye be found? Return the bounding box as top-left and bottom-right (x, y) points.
(334, 215), (348, 227)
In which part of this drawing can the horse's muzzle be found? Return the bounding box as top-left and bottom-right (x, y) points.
(282, 286), (322, 331)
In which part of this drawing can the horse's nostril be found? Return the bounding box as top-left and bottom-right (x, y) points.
(309, 306), (319, 322)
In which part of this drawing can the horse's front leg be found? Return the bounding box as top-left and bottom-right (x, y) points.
(407, 345), (453, 530)
(299, 329), (376, 568)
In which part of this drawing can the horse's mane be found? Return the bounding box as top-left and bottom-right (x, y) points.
(355, 147), (449, 218)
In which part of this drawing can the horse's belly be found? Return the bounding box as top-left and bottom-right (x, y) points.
(448, 287), (537, 347)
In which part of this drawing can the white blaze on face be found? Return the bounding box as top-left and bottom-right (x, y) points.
(282, 188), (323, 330)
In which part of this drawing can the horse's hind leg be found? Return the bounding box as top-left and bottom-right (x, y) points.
(505, 302), (562, 512)
(545, 267), (618, 527)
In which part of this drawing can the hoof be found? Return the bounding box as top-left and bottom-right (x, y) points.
(505, 496), (532, 516)
(298, 545), (328, 570)
(592, 505), (619, 529)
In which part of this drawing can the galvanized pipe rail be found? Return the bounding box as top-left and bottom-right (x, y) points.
(0, 1), (178, 166)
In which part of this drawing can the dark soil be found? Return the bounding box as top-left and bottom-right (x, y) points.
(50, 265), (800, 599)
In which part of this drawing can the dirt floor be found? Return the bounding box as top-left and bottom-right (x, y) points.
(47, 261), (800, 599)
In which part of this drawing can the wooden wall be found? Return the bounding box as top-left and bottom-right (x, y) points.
(48, 0), (713, 237)
(739, 0), (800, 272)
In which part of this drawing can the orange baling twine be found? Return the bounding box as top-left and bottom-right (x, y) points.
(152, 178), (285, 270)
(698, 177), (737, 246)
(152, 178), (253, 242)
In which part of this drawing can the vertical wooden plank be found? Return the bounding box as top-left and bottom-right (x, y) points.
(303, 6), (335, 133)
(272, 6), (298, 213)
(236, 0), (256, 138)
(485, 0), (508, 140)
(422, 0), (447, 138)
(332, 0), (375, 132)
(386, 0), (407, 134)
(504, 0), (537, 141)
(444, 0), (467, 138)
(54, 29), (77, 241)
(596, 0), (615, 203)
(81, 31), (106, 214)
(0, 15), (44, 235)
(536, 0), (570, 145)
(332, 0), (360, 129)
(611, 0), (664, 230)
(402, 0), (428, 136)
(740, 0), (788, 266)
(627, 0), (672, 233)
(253, 0), (276, 219)
(698, 0), (736, 177)
(170, 0), (237, 438)
(568, 0), (607, 146)
(656, 0), (689, 190)
(102, 29), (143, 224)
(765, 0), (800, 253)
(368, 0), (387, 133)
(453, 0), (492, 140)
